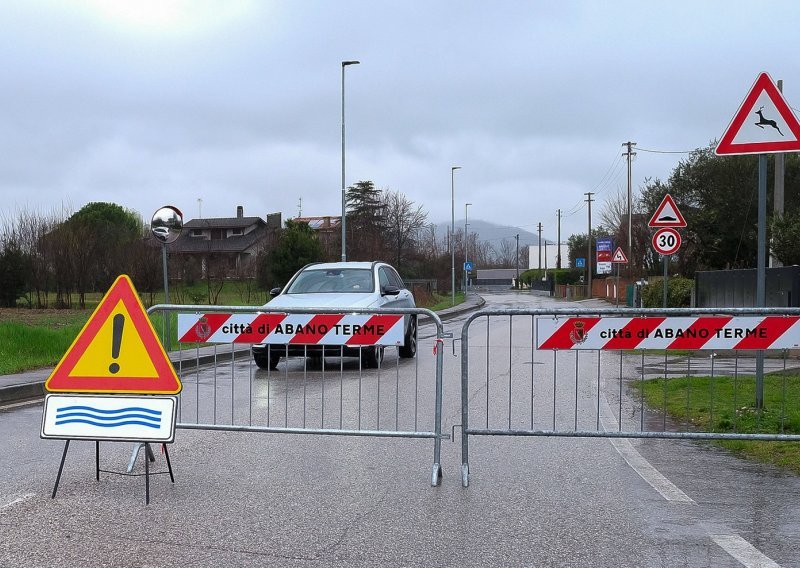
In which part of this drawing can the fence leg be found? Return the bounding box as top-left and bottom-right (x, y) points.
(431, 333), (445, 487)
(461, 321), (470, 488)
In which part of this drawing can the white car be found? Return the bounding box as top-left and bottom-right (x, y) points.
(252, 261), (417, 369)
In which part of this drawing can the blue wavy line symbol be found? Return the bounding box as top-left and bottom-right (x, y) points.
(55, 405), (162, 429)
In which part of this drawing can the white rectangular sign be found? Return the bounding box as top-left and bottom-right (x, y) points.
(41, 394), (177, 442)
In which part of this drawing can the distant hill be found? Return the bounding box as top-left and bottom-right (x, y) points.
(432, 219), (549, 247)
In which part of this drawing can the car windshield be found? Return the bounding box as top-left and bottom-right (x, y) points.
(285, 268), (374, 294)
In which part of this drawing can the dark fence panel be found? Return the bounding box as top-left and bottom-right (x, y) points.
(695, 266), (800, 308)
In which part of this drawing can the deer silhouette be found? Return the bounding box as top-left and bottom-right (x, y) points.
(754, 106), (784, 136)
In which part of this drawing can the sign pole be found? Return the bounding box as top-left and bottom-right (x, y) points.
(162, 242), (171, 352)
(663, 254), (669, 308)
(755, 153), (768, 408)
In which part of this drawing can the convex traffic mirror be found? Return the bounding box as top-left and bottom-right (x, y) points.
(151, 206), (183, 244)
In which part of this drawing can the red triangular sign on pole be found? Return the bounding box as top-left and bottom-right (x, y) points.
(611, 247), (628, 263)
(45, 275), (181, 394)
(648, 194), (687, 228)
(715, 72), (800, 155)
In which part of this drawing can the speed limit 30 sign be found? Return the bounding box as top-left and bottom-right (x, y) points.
(652, 228), (681, 255)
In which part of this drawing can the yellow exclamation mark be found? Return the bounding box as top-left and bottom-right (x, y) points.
(109, 313), (124, 374)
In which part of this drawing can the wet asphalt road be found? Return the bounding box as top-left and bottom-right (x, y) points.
(2, 292), (800, 567)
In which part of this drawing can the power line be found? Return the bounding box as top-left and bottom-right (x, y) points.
(636, 146), (694, 154)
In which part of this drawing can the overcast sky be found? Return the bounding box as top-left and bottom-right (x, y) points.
(1, 1), (798, 242)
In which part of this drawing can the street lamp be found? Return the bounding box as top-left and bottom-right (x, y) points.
(464, 203), (472, 293)
(450, 167), (461, 306)
(341, 60), (360, 261)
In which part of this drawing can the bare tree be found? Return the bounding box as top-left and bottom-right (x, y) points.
(496, 238), (517, 267)
(599, 186), (629, 234)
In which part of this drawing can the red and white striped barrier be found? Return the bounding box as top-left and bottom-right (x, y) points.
(177, 313), (405, 346)
(536, 316), (800, 351)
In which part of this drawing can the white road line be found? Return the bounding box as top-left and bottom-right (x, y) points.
(607, 437), (695, 503)
(598, 393), (695, 503)
(711, 534), (782, 568)
(597, 378), (781, 566)
(0, 492), (35, 512)
(0, 398), (43, 410)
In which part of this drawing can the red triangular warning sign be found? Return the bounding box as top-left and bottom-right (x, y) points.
(648, 194), (687, 228)
(45, 275), (181, 394)
(611, 247), (628, 263)
(716, 72), (800, 155)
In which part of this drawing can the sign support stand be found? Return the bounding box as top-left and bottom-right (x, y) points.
(51, 439), (174, 505)
(756, 154), (768, 408)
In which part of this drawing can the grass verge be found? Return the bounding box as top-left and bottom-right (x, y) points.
(635, 373), (800, 473)
(423, 291), (466, 312)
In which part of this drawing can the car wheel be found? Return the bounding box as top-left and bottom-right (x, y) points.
(254, 352), (280, 370)
(398, 315), (417, 359)
(360, 346), (384, 369)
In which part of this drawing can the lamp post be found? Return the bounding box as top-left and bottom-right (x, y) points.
(451, 166), (461, 306)
(341, 60), (360, 261)
(464, 202), (472, 294)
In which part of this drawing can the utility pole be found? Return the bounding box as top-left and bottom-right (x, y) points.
(623, 141), (637, 275)
(537, 222), (543, 270)
(544, 241), (548, 270)
(585, 192), (594, 298)
(556, 209), (562, 269)
(515, 234), (520, 289)
(771, 79), (785, 268)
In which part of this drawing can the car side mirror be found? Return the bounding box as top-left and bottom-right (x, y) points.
(381, 285), (401, 296)
(270, 287), (283, 297)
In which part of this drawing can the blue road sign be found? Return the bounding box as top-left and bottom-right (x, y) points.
(464, 261), (474, 272)
(575, 258), (586, 268)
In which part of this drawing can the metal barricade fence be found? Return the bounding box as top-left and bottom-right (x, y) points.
(148, 304), (446, 486)
(460, 307), (800, 487)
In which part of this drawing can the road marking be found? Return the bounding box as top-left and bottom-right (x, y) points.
(598, 379), (781, 565)
(599, 385), (694, 503)
(607, 437), (695, 503)
(711, 534), (782, 568)
(0, 398), (43, 410)
(0, 492), (35, 512)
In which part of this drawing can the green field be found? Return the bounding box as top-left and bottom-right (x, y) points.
(635, 373), (800, 473)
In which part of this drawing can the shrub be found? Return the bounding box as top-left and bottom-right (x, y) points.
(0, 244), (31, 307)
(642, 276), (693, 308)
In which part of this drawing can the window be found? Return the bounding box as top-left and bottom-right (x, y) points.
(379, 268), (391, 289)
(230, 228), (243, 236)
(388, 268), (405, 289)
(286, 268), (374, 294)
(191, 229), (204, 237)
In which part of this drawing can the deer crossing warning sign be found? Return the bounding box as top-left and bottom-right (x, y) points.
(45, 275), (181, 395)
(715, 72), (800, 155)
